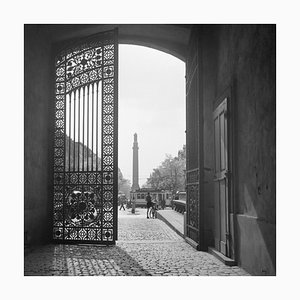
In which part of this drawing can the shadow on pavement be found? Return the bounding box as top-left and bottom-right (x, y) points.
(24, 244), (152, 276)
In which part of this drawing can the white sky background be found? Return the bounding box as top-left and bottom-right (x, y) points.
(118, 45), (186, 186)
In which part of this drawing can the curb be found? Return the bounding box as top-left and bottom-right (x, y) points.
(156, 211), (184, 238)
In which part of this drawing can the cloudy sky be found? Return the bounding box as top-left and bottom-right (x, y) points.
(118, 44), (186, 186)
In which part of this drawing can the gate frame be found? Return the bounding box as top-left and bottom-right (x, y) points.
(51, 28), (119, 245)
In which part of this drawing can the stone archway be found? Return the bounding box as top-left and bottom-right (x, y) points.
(50, 25), (192, 245)
(25, 24), (194, 245)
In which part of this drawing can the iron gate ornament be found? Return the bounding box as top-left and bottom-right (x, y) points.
(53, 29), (118, 244)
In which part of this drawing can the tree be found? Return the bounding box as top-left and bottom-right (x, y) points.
(146, 145), (186, 194)
(147, 168), (162, 189)
(118, 169), (131, 198)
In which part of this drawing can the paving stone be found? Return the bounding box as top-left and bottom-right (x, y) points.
(24, 207), (249, 276)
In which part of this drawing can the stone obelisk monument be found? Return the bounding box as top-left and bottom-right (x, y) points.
(131, 133), (140, 191)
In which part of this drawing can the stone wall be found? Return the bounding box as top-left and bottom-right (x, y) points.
(200, 25), (276, 275)
(24, 25), (53, 244)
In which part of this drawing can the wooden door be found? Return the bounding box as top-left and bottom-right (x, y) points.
(213, 98), (230, 256)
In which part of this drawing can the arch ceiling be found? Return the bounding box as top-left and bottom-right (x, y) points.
(42, 24), (192, 61)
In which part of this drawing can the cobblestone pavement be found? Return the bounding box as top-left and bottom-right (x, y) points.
(24, 207), (249, 276)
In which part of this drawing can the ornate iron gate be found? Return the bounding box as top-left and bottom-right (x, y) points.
(52, 29), (118, 244)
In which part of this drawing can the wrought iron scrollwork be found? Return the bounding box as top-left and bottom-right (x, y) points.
(187, 184), (199, 228)
(186, 169), (199, 230)
(65, 187), (100, 226)
(53, 29), (117, 244)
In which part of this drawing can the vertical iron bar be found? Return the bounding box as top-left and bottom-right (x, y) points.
(82, 86), (85, 171)
(78, 88), (81, 172)
(63, 53), (67, 241)
(101, 61), (104, 242)
(92, 83), (94, 171)
(69, 94), (71, 173)
(73, 91), (76, 172)
(87, 85), (90, 172)
(96, 82), (99, 172)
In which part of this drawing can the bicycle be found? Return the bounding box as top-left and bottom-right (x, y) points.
(149, 202), (158, 219)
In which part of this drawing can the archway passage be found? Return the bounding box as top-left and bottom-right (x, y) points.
(25, 24), (275, 275)
(53, 29), (118, 244)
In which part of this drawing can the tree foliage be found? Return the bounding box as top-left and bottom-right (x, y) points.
(118, 169), (131, 197)
(145, 145), (186, 194)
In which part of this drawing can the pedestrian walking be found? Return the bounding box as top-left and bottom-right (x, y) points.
(119, 196), (126, 211)
(146, 192), (152, 218)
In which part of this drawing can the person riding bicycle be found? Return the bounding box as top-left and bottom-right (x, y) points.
(150, 198), (158, 218)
